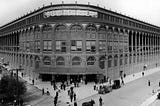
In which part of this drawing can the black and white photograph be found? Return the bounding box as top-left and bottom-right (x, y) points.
(0, 0), (160, 106)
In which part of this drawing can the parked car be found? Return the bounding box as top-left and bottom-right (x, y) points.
(98, 84), (112, 94)
(112, 80), (121, 89)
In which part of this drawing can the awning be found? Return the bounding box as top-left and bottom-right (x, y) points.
(34, 66), (105, 75)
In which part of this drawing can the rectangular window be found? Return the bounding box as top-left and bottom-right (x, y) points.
(56, 41), (67, 52)
(124, 58), (127, 65)
(99, 41), (106, 52)
(43, 40), (52, 51)
(26, 42), (30, 52)
(71, 40), (82, 51)
(114, 59), (118, 66)
(86, 41), (96, 52)
(120, 58), (123, 65)
(108, 60), (112, 68)
(108, 46), (112, 53)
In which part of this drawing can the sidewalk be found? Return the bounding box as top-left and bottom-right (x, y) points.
(19, 67), (160, 106)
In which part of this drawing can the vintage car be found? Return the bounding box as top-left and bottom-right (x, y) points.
(98, 84), (112, 94)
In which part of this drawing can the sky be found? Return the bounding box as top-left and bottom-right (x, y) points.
(0, 0), (160, 27)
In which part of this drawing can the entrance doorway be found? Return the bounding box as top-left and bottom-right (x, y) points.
(55, 75), (67, 82)
(86, 74), (97, 82)
(41, 74), (52, 81)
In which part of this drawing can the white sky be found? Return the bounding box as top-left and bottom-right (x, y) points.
(0, 0), (160, 27)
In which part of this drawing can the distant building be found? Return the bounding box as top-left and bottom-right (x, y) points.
(0, 4), (160, 82)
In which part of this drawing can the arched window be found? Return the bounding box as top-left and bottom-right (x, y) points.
(86, 24), (97, 39)
(133, 54), (136, 63)
(26, 55), (29, 66)
(72, 56), (81, 65)
(19, 55), (22, 65)
(30, 56), (33, 67)
(98, 25), (106, 31)
(35, 56), (40, 69)
(42, 24), (52, 39)
(108, 55), (112, 68)
(43, 56), (51, 65)
(87, 56), (96, 65)
(70, 25), (82, 31)
(120, 54), (123, 66)
(70, 24), (83, 39)
(114, 55), (118, 66)
(42, 24), (52, 32)
(56, 57), (65, 66)
(34, 26), (40, 39)
(55, 25), (67, 39)
(22, 55), (25, 65)
(99, 56), (106, 69)
(86, 24), (97, 31)
(129, 54), (132, 64)
(124, 54), (128, 65)
(55, 25), (66, 31)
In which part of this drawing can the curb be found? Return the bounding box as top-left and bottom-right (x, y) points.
(140, 92), (159, 106)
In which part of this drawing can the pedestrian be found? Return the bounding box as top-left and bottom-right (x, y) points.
(109, 79), (112, 85)
(56, 91), (59, 97)
(148, 80), (150, 86)
(70, 93), (73, 102)
(32, 79), (34, 85)
(53, 83), (56, 90)
(142, 72), (144, 76)
(73, 93), (76, 101)
(99, 96), (103, 106)
(91, 99), (95, 106)
(54, 96), (57, 106)
(159, 81), (160, 87)
(68, 89), (70, 96)
(121, 79), (124, 85)
(74, 82), (76, 87)
(19, 98), (23, 106)
(21, 72), (23, 77)
(42, 88), (44, 95)
(94, 84), (96, 90)
(64, 84), (66, 90)
(74, 101), (77, 106)
(124, 73), (126, 78)
(77, 82), (79, 87)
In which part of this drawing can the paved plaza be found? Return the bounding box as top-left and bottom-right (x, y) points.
(16, 66), (160, 106)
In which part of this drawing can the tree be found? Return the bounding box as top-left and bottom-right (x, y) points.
(0, 75), (26, 103)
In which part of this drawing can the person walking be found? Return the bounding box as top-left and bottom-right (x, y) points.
(94, 83), (96, 90)
(70, 93), (73, 102)
(74, 101), (77, 106)
(99, 96), (103, 106)
(148, 80), (150, 86)
(32, 79), (35, 85)
(54, 96), (57, 106)
(19, 98), (23, 106)
(42, 88), (44, 95)
(73, 93), (76, 101)
(142, 72), (144, 76)
(121, 79), (124, 85)
(159, 81), (160, 87)
(56, 91), (59, 97)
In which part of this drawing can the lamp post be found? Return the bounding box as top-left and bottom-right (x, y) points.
(11, 65), (23, 106)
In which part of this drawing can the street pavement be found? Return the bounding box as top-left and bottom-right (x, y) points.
(17, 67), (160, 106)
(149, 100), (160, 106)
(22, 80), (55, 106)
(78, 68), (160, 106)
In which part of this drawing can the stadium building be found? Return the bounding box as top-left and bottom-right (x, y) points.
(0, 3), (160, 82)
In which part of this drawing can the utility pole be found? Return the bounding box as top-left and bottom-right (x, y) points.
(16, 69), (19, 106)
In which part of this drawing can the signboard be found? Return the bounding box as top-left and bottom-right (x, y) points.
(43, 9), (98, 18)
